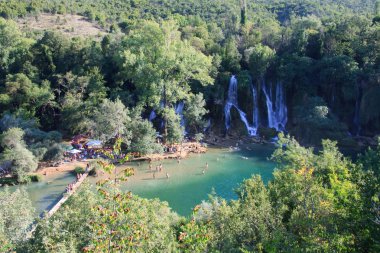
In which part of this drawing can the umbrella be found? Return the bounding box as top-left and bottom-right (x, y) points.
(86, 140), (103, 148)
(86, 140), (102, 146)
(68, 149), (82, 154)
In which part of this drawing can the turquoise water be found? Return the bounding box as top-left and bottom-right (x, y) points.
(122, 144), (275, 216)
(2, 144), (275, 217)
(2, 172), (76, 216)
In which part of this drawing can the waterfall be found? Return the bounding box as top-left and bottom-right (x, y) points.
(175, 101), (185, 127)
(149, 110), (157, 121)
(204, 119), (211, 132)
(251, 80), (259, 132)
(262, 80), (287, 131)
(224, 75), (258, 136)
(353, 83), (362, 136)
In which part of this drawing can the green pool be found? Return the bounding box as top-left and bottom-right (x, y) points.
(4, 144), (275, 217)
(122, 144), (275, 216)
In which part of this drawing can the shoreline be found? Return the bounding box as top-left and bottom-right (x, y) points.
(36, 161), (89, 176)
(33, 137), (263, 179)
(133, 142), (207, 162)
(34, 142), (208, 178)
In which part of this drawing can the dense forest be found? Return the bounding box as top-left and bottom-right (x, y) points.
(0, 0), (379, 252)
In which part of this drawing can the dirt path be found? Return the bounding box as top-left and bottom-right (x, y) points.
(36, 161), (88, 177)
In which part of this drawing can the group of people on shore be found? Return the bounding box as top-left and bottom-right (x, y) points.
(65, 172), (86, 193)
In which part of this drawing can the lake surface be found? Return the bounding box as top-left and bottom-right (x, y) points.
(3, 172), (76, 216)
(3, 144), (276, 217)
(121, 144), (275, 216)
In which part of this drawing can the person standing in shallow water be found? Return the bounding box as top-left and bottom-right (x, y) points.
(166, 173), (170, 179)
(205, 162), (208, 169)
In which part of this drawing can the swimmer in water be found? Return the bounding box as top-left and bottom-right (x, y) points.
(206, 162), (208, 168)
(202, 169), (205, 175)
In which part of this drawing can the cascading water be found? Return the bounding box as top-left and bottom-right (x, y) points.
(204, 119), (211, 132)
(224, 75), (258, 136)
(262, 80), (287, 131)
(149, 110), (157, 121)
(175, 101), (185, 127)
(251, 80), (259, 132)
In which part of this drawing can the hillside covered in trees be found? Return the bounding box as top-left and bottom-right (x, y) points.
(0, 0), (379, 252)
(0, 0), (379, 145)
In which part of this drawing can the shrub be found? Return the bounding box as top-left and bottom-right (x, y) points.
(89, 167), (98, 176)
(29, 174), (42, 182)
(74, 166), (84, 175)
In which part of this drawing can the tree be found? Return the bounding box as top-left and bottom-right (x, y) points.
(206, 176), (281, 252)
(221, 37), (241, 73)
(269, 134), (370, 251)
(183, 93), (208, 135)
(0, 187), (35, 250)
(118, 20), (213, 107)
(292, 96), (348, 144)
(0, 18), (33, 79)
(127, 106), (163, 155)
(0, 127), (38, 182)
(118, 20), (213, 141)
(43, 143), (65, 162)
(0, 73), (54, 116)
(25, 183), (98, 252)
(91, 98), (131, 142)
(245, 43), (276, 78)
(164, 107), (184, 144)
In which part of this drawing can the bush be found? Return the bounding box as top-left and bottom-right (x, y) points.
(0, 177), (18, 186)
(43, 143), (65, 162)
(29, 174), (42, 182)
(73, 166), (84, 175)
(88, 159), (104, 176)
(258, 127), (278, 139)
(89, 167), (98, 176)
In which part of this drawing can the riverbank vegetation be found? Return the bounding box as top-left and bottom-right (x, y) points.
(1, 0), (379, 181)
(1, 135), (379, 252)
(0, 0), (379, 251)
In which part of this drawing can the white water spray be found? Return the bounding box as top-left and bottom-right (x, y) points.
(262, 80), (287, 131)
(224, 75), (258, 136)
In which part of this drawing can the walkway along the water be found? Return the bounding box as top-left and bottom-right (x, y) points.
(26, 172), (89, 238)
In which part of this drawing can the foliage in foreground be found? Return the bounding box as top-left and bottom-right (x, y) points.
(10, 136), (379, 252)
(0, 187), (35, 251)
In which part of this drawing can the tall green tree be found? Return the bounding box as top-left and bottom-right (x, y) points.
(0, 127), (38, 182)
(91, 98), (131, 142)
(0, 187), (35, 250)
